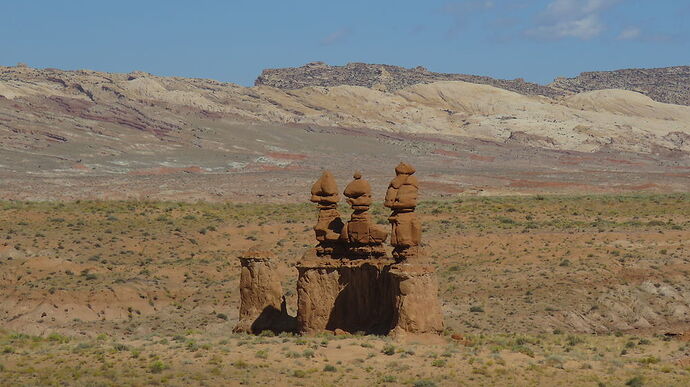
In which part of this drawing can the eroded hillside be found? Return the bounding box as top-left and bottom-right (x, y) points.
(1, 64), (689, 201)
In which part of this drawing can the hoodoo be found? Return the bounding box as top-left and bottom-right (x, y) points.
(235, 163), (444, 336)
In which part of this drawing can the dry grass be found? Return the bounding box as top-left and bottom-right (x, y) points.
(1, 193), (689, 385)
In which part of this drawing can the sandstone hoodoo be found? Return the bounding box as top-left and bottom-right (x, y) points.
(235, 163), (444, 336)
(385, 162), (422, 262)
(341, 171), (388, 258)
(310, 171), (344, 256)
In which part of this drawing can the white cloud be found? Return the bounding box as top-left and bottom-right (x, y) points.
(617, 26), (641, 40)
(526, 0), (624, 40)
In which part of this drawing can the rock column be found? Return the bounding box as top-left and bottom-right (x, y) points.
(389, 263), (444, 335)
(234, 250), (294, 334)
(385, 163), (422, 261)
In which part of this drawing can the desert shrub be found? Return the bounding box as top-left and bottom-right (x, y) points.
(625, 376), (644, 387)
(323, 364), (337, 372)
(302, 349), (315, 358)
(566, 335), (584, 346)
(47, 333), (69, 343)
(638, 356), (659, 365)
(431, 359), (446, 367)
(255, 350), (268, 359)
(216, 313), (228, 321)
(382, 344), (396, 355)
(469, 306), (484, 313)
(113, 343), (129, 351)
(149, 360), (166, 374)
(292, 369), (306, 378)
(233, 360), (249, 369)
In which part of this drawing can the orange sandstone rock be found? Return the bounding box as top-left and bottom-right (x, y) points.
(310, 171), (344, 255)
(234, 250), (295, 334)
(385, 162), (422, 261)
(341, 172), (388, 257)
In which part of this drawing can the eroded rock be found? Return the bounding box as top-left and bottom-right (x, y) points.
(341, 171), (388, 258)
(310, 170), (344, 256)
(236, 165), (444, 336)
(385, 162), (422, 261)
(234, 249), (295, 334)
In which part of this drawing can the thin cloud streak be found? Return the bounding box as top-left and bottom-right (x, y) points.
(320, 27), (352, 46)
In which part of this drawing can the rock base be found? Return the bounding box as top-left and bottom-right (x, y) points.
(296, 249), (444, 335)
(389, 263), (445, 336)
(234, 251), (296, 334)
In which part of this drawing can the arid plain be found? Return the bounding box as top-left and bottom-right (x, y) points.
(1, 63), (690, 386)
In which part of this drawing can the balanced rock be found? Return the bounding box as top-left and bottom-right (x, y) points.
(385, 162), (422, 261)
(310, 171), (344, 255)
(340, 172), (388, 257)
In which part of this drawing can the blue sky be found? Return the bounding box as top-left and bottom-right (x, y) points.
(1, 0), (688, 85)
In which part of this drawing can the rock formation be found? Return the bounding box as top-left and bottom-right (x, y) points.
(389, 263), (445, 335)
(340, 172), (388, 258)
(385, 162), (422, 261)
(236, 165), (444, 336)
(234, 249), (295, 334)
(549, 66), (690, 106)
(296, 257), (396, 334)
(310, 171), (344, 255)
(255, 61), (563, 98)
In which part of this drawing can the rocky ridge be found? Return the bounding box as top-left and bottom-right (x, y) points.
(256, 61), (564, 98)
(257, 62), (690, 107)
(550, 66), (690, 106)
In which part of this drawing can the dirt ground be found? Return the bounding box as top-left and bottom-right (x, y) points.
(1, 194), (689, 385)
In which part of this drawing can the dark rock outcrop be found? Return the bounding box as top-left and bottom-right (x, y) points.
(550, 66), (690, 106)
(257, 62), (690, 107)
(256, 61), (563, 98)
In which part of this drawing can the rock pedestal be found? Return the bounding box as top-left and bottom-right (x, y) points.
(389, 263), (445, 335)
(296, 249), (395, 334)
(296, 249), (443, 336)
(234, 250), (295, 334)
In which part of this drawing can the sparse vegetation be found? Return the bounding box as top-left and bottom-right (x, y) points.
(0, 194), (689, 385)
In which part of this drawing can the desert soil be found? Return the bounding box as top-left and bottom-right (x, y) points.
(1, 194), (689, 385)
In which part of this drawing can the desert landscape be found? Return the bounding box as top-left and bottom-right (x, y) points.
(1, 60), (690, 386)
